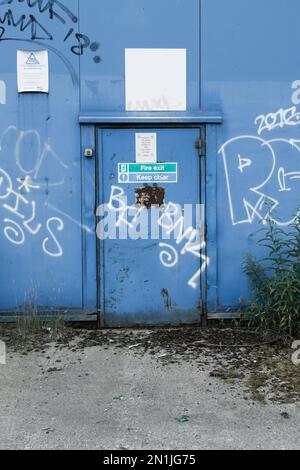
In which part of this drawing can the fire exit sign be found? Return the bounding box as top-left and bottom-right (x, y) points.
(118, 163), (178, 184)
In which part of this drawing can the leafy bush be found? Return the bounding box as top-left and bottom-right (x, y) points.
(243, 218), (300, 337)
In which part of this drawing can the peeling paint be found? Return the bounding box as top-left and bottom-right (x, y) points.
(135, 186), (165, 209)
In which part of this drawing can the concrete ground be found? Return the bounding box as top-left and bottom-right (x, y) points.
(0, 341), (299, 450)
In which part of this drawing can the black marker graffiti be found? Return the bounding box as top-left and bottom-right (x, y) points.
(0, 9), (53, 40)
(0, 0), (101, 62)
(0, 0), (78, 24)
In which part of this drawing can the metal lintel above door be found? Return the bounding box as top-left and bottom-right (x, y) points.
(79, 112), (223, 126)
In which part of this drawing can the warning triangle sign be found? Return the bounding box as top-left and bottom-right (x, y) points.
(26, 53), (40, 65)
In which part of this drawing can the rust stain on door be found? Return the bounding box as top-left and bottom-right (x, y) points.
(135, 186), (165, 209)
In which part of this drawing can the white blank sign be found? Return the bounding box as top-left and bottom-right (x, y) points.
(125, 48), (187, 111)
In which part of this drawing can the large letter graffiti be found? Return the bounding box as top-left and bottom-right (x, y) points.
(0, 125), (82, 258)
(0, 165), (64, 257)
(219, 84), (300, 226)
(97, 187), (209, 290)
(157, 202), (209, 289)
(219, 136), (276, 226)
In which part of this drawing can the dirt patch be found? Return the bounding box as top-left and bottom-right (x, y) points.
(0, 324), (299, 404)
(0, 323), (79, 354)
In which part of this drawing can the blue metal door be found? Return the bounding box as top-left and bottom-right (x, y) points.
(97, 127), (206, 326)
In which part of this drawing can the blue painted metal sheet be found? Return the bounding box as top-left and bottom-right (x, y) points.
(202, 0), (300, 314)
(97, 128), (204, 326)
(0, 0), (204, 322)
(79, 0), (200, 113)
(0, 0), (85, 315)
(0, 0), (298, 323)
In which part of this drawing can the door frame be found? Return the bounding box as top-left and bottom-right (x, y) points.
(80, 117), (220, 325)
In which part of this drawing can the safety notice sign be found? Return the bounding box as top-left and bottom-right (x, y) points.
(118, 163), (178, 184)
(135, 133), (157, 163)
(17, 50), (49, 93)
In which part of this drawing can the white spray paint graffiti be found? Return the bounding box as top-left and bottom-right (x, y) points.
(98, 186), (209, 290)
(5, 126), (68, 178)
(17, 175), (40, 193)
(0, 124), (96, 256)
(0, 125), (76, 257)
(46, 202), (93, 234)
(0, 167), (63, 256)
(106, 185), (146, 230)
(159, 243), (179, 268)
(0, 125), (68, 184)
(42, 217), (64, 258)
(220, 82), (300, 226)
(97, 186), (205, 241)
(157, 202), (209, 289)
(255, 106), (300, 135)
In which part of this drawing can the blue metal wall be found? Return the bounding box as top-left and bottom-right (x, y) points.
(0, 0), (83, 317)
(202, 0), (300, 313)
(0, 0), (298, 322)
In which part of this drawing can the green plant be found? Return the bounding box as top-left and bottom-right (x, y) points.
(16, 312), (43, 337)
(16, 312), (65, 338)
(16, 288), (65, 338)
(243, 218), (300, 337)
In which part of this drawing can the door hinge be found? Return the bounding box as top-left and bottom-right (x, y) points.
(195, 137), (206, 157)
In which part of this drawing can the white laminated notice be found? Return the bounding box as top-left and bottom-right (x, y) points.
(135, 133), (157, 163)
(17, 50), (49, 93)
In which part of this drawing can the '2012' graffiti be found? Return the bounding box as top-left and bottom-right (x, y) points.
(0, 0), (101, 63)
(219, 81), (300, 226)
